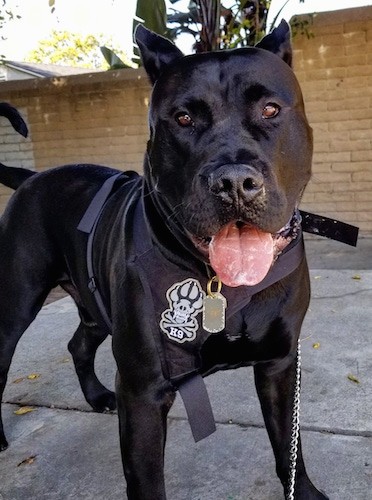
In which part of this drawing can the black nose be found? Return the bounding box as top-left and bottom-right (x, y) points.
(208, 164), (264, 204)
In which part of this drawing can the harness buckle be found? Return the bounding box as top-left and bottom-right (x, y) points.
(88, 277), (97, 293)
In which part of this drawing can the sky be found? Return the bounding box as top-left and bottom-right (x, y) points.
(1, 0), (371, 62)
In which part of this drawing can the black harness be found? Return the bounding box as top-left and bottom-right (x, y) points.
(77, 173), (358, 441)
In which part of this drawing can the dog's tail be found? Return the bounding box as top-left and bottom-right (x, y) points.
(0, 102), (34, 190)
(0, 102), (28, 138)
(0, 163), (36, 190)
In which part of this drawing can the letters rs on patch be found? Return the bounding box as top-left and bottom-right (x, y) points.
(160, 279), (205, 343)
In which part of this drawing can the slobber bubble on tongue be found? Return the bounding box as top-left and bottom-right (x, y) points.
(209, 222), (274, 287)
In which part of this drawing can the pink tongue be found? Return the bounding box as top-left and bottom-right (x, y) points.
(209, 223), (274, 287)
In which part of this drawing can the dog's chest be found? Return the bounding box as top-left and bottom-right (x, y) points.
(132, 245), (256, 380)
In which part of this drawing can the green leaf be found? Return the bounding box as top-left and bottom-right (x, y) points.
(135, 0), (168, 36)
(347, 374), (360, 384)
(100, 46), (131, 70)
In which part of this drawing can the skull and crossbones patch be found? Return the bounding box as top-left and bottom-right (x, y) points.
(160, 279), (205, 343)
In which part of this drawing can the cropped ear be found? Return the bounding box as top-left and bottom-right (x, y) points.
(255, 19), (292, 67)
(135, 25), (184, 84)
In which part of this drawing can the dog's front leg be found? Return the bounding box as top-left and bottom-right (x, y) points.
(115, 373), (175, 500)
(254, 357), (328, 499)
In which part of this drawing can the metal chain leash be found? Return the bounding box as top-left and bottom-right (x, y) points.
(286, 340), (302, 500)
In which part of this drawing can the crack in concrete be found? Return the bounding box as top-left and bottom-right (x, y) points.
(7, 401), (369, 439)
(311, 289), (372, 301)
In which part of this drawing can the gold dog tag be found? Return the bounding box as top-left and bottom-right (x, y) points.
(203, 276), (227, 333)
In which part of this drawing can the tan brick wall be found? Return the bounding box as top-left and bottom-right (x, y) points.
(1, 6), (372, 235)
(293, 6), (372, 234)
(0, 69), (151, 213)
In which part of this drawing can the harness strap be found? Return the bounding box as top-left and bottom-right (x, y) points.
(300, 210), (358, 246)
(77, 173), (123, 330)
(178, 374), (217, 442)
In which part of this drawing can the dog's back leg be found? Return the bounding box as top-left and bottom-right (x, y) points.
(57, 279), (116, 412)
(67, 320), (116, 412)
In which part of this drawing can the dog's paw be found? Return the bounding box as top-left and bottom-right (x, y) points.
(89, 390), (116, 413)
(319, 491), (330, 500)
(0, 436), (9, 452)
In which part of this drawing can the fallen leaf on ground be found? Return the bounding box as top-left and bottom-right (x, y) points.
(27, 373), (40, 380)
(12, 377), (25, 384)
(352, 275), (361, 280)
(17, 455), (37, 467)
(312, 342), (320, 349)
(347, 374), (360, 384)
(14, 407), (36, 415)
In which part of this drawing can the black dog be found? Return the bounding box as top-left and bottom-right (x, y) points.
(0, 22), (328, 499)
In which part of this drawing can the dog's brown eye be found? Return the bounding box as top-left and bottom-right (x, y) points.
(175, 113), (194, 127)
(262, 103), (280, 119)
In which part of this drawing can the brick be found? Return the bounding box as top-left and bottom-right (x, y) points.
(300, 80), (328, 93)
(18, 142), (34, 152)
(20, 160), (36, 169)
(345, 21), (368, 33)
(313, 151), (351, 163)
(320, 33), (348, 46)
(308, 109), (354, 123)
(312, 191), (355, 202)
(356, 191), (372, 201)
(346, 65), (372, 77)
(320, 44), (346, 59)
(358, 211), (372, 222)
(311, 171), (352, 183)
(352, 171), (372, 182)
(4, 151), (32, 161)
(303, 182), (333, 193)
(346, 86), (372, 98)
(313, 141), (330, 153)
(328, 96), (365, 112)
(1, 143), (20, 153)
(311, 122), (329, 132)
(330, 139), (370, 152)
(305, 101), (328, 113)
(332, 161), (370, 172)
(342, 31), (367, 44)
(311, 162), (333, 175)
(329, 119), (371, 132)
(314, 130), (350, 142)
(338, 75), (368, 88)
(351, 150), (372, 162)
(305, 67), (346, 81)
(345, 43), (369, 56)
(328, 54), (367, 68)
(332, 181), (372, 192)
(335, 201), (371, 211)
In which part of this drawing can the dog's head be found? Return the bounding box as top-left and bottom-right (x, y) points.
(136, 21), (312, 287)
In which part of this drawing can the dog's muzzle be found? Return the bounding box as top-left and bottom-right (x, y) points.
(207, 164), (264, 205)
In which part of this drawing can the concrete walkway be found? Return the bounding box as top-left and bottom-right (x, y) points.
(0, 238), (371, 499)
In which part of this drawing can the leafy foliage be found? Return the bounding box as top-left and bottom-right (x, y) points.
(26, 30), (132, 69)
(167, 0), (310, 52)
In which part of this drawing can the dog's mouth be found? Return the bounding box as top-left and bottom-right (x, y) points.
(189, 212), (302, 288)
